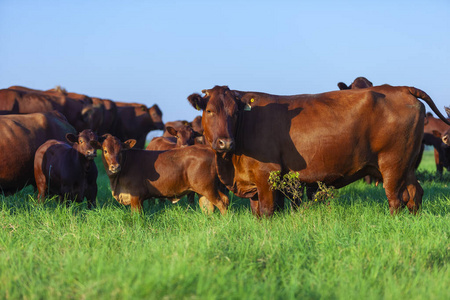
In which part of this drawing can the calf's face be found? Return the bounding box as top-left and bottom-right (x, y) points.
(166, 125), (200, 147)
(66, 129), (98, 160)
(91, 134), (136, 175)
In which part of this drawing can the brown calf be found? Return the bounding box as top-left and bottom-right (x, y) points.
(34, 129), (98, 208)
(92, 134), (229, 214)
(146, 125), (200, 151)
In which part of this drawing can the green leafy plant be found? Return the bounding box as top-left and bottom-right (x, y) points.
(268, 171), (336, 205)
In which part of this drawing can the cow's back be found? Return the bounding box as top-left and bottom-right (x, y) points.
(236, 85), (425, 186)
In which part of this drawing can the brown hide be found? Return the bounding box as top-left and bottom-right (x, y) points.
(0, 111), (76, 194)
(188, 85), (450, 217)
(1, 87), (95, 132)
(34, 130), (98, 207)
(147, 125), (199, 151)
(93, 135), (228, 214)
(162, 120), (190, 137)
(423, 114), (450, 173)
(337, 76), (373, 90)
(113, 102), (164, 149)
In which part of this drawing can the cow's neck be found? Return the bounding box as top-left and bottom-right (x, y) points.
(102, 154), (123, 196)
(215, 152), (236, 192)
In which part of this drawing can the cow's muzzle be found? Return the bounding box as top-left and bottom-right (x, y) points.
(109, 164), (121, 174)
(216, 138), (234, 152)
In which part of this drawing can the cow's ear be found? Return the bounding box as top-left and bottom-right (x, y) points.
(432, 130), (442, 138)
(66, 133), (78, 144)
(90, 140), (102, 149)
(187, 93), (207, 111)
(123, 139), (136, 150)
(337, 82), (349, 90)
(166, 126), (178, 137)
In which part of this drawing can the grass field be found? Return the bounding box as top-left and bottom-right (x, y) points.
(0, 150), (449, 299)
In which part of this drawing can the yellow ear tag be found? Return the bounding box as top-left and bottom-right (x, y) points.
(251, 98), (255, 103)
(196, 104), (200, 111)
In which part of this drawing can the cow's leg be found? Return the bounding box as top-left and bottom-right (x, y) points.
(404, 176), (423, 214)
(257, 186), (276, 217)
(85, 184), (97, 209)
(130, 196), (143, 213)
(201, 189), (229, 215)
(250, 196), (260, 216)
(381, 163), (423, 215)
(187, 192), (195, 206)
(36, 179), (47, 203)
(434, 148), (443, 175)
(199, 196), (215, 214)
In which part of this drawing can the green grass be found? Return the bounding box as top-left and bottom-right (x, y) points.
(0, 150), (449, 299)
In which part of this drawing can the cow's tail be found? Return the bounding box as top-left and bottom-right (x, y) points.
(409, 87), (450, 125)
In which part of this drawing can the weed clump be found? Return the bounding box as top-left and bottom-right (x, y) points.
(268, 171), (336, 205)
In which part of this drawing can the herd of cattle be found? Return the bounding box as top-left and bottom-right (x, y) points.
(0, 78), (449, 217)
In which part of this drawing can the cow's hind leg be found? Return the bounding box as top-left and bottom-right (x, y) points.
(381, 167), (423, 215)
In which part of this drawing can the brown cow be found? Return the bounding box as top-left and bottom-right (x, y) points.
(0, 111), (76, 194)
(146, 125), (200, 151)
(337, 77), (373, 90)
(162, 117), (204, 144)
(80, 97), (118, 135)
(34, 129), (98, 208)
(113, 102), (164, 149)
(162, 120), (190, 137)
(1, 87), (96, 131)
(422, 112), (450, 174)
(91, 134), (229, 214)
(188, 85), (450, 217)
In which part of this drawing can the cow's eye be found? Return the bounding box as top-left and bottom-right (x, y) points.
(104, 149), (108, 154)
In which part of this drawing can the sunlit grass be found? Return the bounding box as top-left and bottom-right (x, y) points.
(0, 150), (449, 299)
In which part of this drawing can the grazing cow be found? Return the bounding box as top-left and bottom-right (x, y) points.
(422, 132), (450, 173)
(0, 111), (76, 194)
(34, 130), (98, 208)
(91, 134), (229, 214)
(113, 102), (164, 149)
(188, 85), (450, 217)
(337, 77), (373, 90)
(147, 125), (200, 151)
(0, 87), (96, 131)
(422, 112), (450, 174)
(80, 97), (118, 135)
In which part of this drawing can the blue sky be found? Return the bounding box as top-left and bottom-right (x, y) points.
(1, 0), (449, 138)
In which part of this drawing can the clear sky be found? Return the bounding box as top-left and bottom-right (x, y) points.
(1, 0), (449, 138)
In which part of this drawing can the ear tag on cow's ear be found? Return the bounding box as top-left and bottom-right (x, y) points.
(244, 103), (252, 111)
(196, 104), (201, 111)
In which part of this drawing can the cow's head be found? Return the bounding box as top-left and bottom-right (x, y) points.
(337, 77), (373, 90)
(188, 86), (241, 152)
(91, 134), (136, 175)
(81, 103), (104, 132)
(66, 129), (98, 160)
(148, 104), (164, 130)
(166, 125), (201, 148)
